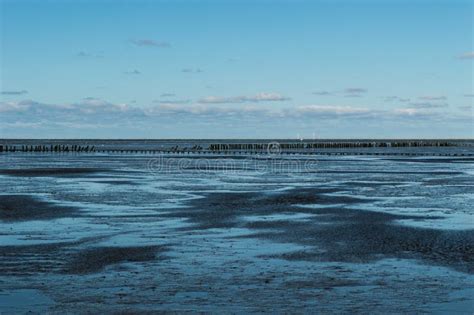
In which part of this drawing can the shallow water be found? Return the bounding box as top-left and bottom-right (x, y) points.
(0, 146), (473, 313)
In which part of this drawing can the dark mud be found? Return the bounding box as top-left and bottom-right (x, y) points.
(0, 152), (472, 313)
(0, 236), (109, 275)
(307, 170), (463, 175)
(182, 166), (259, 171)
(167, 155), (252, 160)
(0, 167), (111, 177)
(0, 195), (77, 221)
(252, 210), (474, 274)
(0, 236), (168, 276)
(163, 188), (370, 230)
(175, 189), (473, 273)
(341, 181), (406, 187)
(91, 180), (138, 185)
(64, 246), (167, 274)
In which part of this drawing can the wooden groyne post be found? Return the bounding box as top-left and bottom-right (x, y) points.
(0, 140), (470, 157)
(0, 144), (96, 153)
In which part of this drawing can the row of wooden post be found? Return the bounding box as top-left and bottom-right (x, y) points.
(0, 145), (95, 153)
(0, 141), (466, 156)
(208, 141), (455, 151)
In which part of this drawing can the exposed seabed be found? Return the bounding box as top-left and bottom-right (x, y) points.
(0, 150), (473, 313)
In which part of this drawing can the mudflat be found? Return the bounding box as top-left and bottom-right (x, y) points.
(0, 152), (473, 313)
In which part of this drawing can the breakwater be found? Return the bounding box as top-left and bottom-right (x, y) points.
(0, 144), (95, 153)
(208, 140), (456, 151)
(1, 140), (472, 156)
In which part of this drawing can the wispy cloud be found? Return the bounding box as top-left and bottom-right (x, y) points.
(457, 52), (474, 60)
(408, 96), (448, 109)
(199, 92), (290, 104)
(393, 108), (439, 118)
(73, 98), (133, 113)
(295, 105), (372, 118)
(160, 93), (176, 97)
(383, 96), (410, 103)
(124, 69), (141, 75)
(1, 90), (28, 95)
(153, 103), (267, 116)
(409, 102), (449, 109)
(0, 98), (133, 115)
(343, 88), (367, 97)
(311, 88), (368, 97)
(153, 99), (191, 105)
(344, 88), (367, 94)
(312, 91), (332, 96)
(182, 68), (203, 73)
(130, 39), (170, 48)
(463, 94), (474, 97)
(0, 100), (33, 112)
(77, 51), (103, 58)
(418, 96), (447, 101)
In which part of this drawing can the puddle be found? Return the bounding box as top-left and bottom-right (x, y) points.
(242, 213), (316, 222)
(0, 289), (53, 313)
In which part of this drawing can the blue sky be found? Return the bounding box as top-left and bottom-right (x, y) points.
(0, 0), (472, 139)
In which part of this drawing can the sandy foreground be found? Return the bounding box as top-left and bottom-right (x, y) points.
(0, 153), (473, 313)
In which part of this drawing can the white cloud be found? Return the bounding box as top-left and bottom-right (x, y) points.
(153, 99), (191, 105)
(1, 90), (28, 95)
(418, 96), (447, 101)
(0, 100), (33, 112)
(295, 105), (370, 115)
(1, 98), (466, 130)
(409, 102), (449, 108)
(290, 105), (377, 120)
(0, 98), (132, 116)
(392, 108), (437, 117)
(383, 96), (410, 103)
(153, 103), (267, 116)
(199, 92), (290, 104)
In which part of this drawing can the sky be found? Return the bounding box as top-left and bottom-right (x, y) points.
(0, 0), (473, 139)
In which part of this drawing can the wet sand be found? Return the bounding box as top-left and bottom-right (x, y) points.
(0, 195), (77, 222)
(0, 153), (473, 313)
(0, 167), (111, 177)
